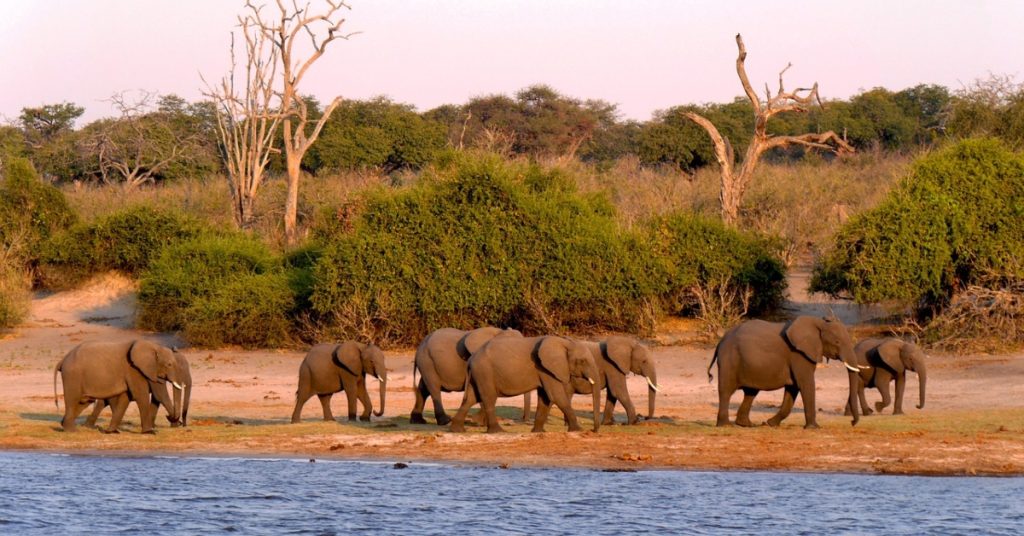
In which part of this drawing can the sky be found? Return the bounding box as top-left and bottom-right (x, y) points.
(1, 0), (1022, 124)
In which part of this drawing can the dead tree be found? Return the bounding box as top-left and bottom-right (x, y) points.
(686, 34), (854, 226)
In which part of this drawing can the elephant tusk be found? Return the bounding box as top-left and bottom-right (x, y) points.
(843, 363), (859, 373)
(858, 365), (872, 370)
(646, 378), (660, 392)
(171, 382), (184, 390)
(587, 378), (595, 385)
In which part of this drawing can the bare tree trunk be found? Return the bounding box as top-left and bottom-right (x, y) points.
(283, 145), (302, 243)
(685, 34), (854, 226)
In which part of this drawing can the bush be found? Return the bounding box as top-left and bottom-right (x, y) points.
(137, 235), (287, 343)
(0, 264), (30, 330)
(308, 152), (786, 344)
(37, 205), (207, 288)
(0, 157), (77, 263)
(181, 272), (295, 349)
(812, 139), (1024, 306)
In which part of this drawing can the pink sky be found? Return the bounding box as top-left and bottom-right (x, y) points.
(2, 0), (1021, 124)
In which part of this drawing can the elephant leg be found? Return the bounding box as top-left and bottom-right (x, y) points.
(104, 395), (131, 434)
(357, 379), (373, 421)
(766, 386), (797, 427)
(318, 394), (335, 422)
(479, 390), (504, 434)
(716, 379), (737, 427)
(876, 380), (892, 413)
(602, 391), (618, 426)
(797, 378), (819, 429)
(520, 391), (532, 423)
(62, 391), (90, 433)
(418, 363), (450, 426)
(532, 390), (552, 433)
(410, 378), (430, 425)
(291, 384), (315, 424)
(893, 373), (906, 415)
(735, 388), (758, 427)
(344, 384), (359, 422)
(544, 382), (581, 432)
(858, 377), (873, 416)
(608, 374), (637, 425)
(449, 384), (478, 433)
(85, 400), (107, 428)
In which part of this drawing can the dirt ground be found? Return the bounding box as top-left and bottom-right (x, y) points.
(1, 273), (1023, 475)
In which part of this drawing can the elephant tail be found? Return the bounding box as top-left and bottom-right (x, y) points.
(707, 340), (723, 383)
(53, 360), (63, 409)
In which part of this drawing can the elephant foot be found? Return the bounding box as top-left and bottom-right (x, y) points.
(602, 419), (616, 426)
(803, 422), (820, 430)
(893, 410), (904, 416)
(358, 415), (371, 422)
(764, 419), (782, 428)
(141, 430), (157, 435)
(735, 419), (756, 428)
(530, 426), (546, 433)
(875, 402), (887, 412)
(449, 422), (466, 433)
(862, 407), (873, 416)
(566, 423), (583, 433)
(486, 425), (506, 434)
(101, 428), (119, 434)
(409, 413), (427, 425)
(435, 414), (452, 426)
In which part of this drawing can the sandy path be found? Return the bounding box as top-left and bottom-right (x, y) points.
(1, 273), (1023, 475)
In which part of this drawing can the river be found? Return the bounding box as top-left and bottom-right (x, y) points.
(0, 452), (1020, 534)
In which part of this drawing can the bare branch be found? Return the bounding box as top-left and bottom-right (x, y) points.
(734, 34), (761, 114)
(683, 112), (734, 176)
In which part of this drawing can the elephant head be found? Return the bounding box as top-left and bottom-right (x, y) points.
(537, 337), (601, 432)
(603, 336), (659, 419)
(128, 340), (185, 424)
(783, 315), (860, 425)
(334, 342), (388, 417)
(876, 340), (927, 409)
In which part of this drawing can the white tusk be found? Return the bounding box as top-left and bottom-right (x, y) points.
(844, 363), (859, 373)
(858, 365), (872, 370)
(587, 378), (595, 385)
(646, 378), (660, 392)
(171, 382), (184, 390)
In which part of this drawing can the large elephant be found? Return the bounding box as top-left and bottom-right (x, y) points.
(708, 315), (862, 428)
(410, 326), (526, 425)
(450, 336), (601, 433)
(588, 336), (659, 425)
(291, 341), (387, 423)
(845, 338), (927, 416)
(53, 340), (186, 433)
(85, 350), (192, 428)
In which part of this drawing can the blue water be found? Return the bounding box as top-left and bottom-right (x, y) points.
(0, 452), (1020, 535)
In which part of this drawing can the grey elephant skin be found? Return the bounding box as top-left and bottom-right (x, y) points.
(86, 351), (192, 428)
(584, 337), (659, 425)
(709, 315), (862, 428)
(53, 340), (186, 433)
(845, 338), (927, 416)
(291, 341), (387, 423)
(410, 326), (527, 425)
(450, 336), (601, 433)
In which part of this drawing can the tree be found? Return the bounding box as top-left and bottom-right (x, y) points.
(18, 103), (84, 148)
(685, 34), (854, 225)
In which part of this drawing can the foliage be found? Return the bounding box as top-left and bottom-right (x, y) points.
(637, 100), (753, 171)
(0, 263), (29, 330)
(811, 139), (1024, 306)
(919, 281), (1024, 353)
(0, 157), (78, 263)
(36, 205), (207, 288)
(181, 271), (295, 349)
(137, 234), (282, 336)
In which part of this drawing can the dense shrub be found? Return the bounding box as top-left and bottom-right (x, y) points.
(308, 153), (786, 344)
(0, 264), (29, 330)
(137, 235), (291, 348)
(37, 205), (207, 288)
(811, 139), (1024, 306)
(0, 158), (78, 262)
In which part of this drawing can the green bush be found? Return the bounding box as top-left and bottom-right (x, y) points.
(181, 272), (295, 349)
(0, 157), (77, 263)
(308, 152), (786, 344)
(37, 205), (207, 288)
(811, 139), (1024, 305)
(0, 264), (30, 330)
(137, 235), (285, 342)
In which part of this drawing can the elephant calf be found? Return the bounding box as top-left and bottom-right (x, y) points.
(86, 351), (192, 428)
(54, 340), (187, 433)
(291, 342), (387, 423)
(585, 337), (659, 425)
(845, 338), (927, 416)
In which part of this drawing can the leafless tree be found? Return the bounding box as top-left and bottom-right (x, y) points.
(204, 0), (353, 236)
(686, 34), (854, 226)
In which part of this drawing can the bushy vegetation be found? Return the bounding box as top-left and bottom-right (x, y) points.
(0, 158), (78, 263)
(307, 153), (785, 344)
(37, 205), (208, 288)
(811, 139), (1024, 307)
(137, 235), (294, 348)
(0, 265), (29, 330)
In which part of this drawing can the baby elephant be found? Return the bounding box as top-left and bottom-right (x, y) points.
(845, 338), (927, 416)
(291, 342), (387, 423)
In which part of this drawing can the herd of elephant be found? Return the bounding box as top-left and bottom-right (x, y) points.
(51, 315), (926, 434)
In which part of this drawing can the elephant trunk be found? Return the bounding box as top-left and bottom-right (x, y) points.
(182, 383), (191, 426)
(644, 365), (658, 420)
(373, 374), (387, 417)
(847, 367), (860, 426)
(171, 383), (183, 426)
(914, 357), (927, 410)
(591, 385), (601, 433)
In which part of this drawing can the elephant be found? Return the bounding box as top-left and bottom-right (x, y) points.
(708, 315), (863, 429)
(844, 338), (927, 416)
(588, 336), (659, 425)
(449, 336), (601, 434)
(85, 350), (192, 428)
(291, 341), (387, 423)
(410, 326), (527, 425)
(53, 340), (186, 433)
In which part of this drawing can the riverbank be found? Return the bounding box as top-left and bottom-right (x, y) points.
(1, 273), (1023, 476)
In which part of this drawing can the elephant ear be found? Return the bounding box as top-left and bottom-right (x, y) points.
(875, 340), (906, 372)
(602, 337), (633, 376)
(128, 340), (161, 383)
(536, 337), (571, 384)
(332, 342), (362, 376)
(782, 317), (823, 364)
